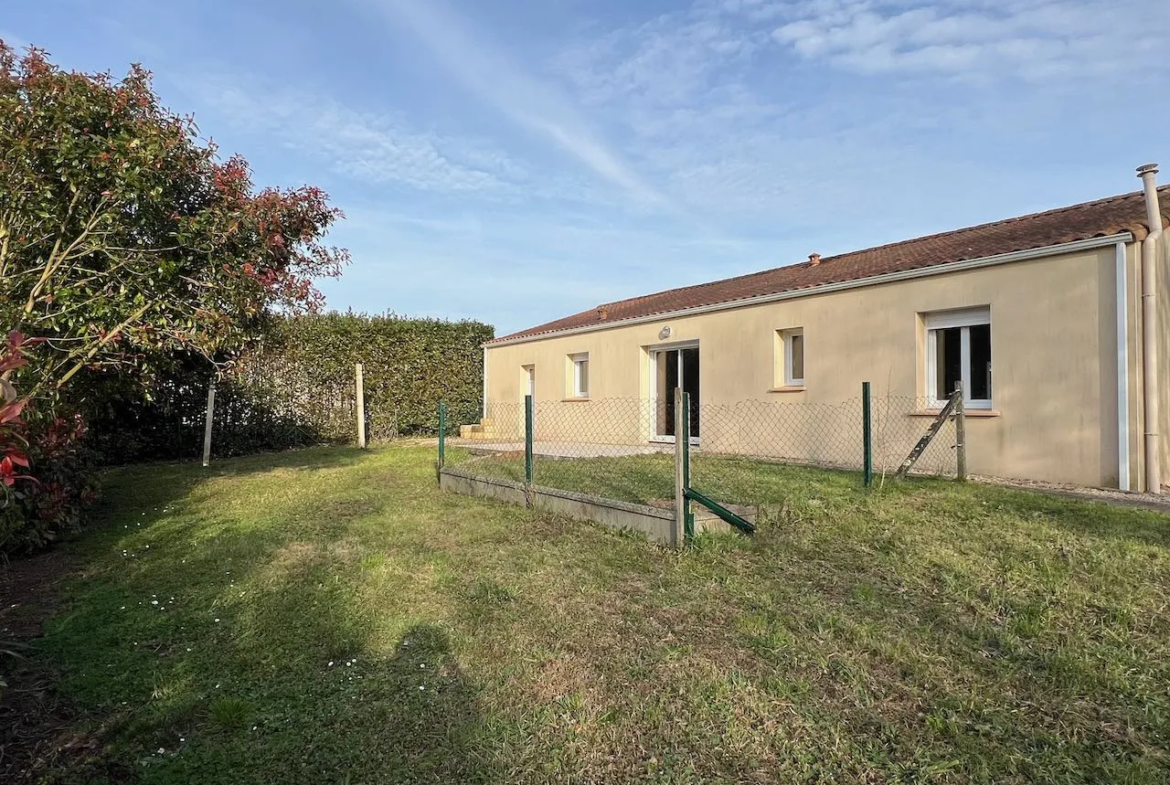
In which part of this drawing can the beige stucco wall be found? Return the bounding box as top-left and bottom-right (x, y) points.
(484, 245), (1144, 487)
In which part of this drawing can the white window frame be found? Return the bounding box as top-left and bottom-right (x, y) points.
(925, 307), (992, 410)
(781, 329), (805, 387)
(570, 353), (589, 398)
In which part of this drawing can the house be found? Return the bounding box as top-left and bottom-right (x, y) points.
(471, 166), (1170, 491)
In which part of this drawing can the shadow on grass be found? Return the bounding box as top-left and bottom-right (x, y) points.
(972, 485), (1170, 549)
(18, 445), (495, 784)
(82, 446), (373, 537)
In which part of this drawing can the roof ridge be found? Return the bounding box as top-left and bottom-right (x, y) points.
(826, 186), (1163, 262)
(493, 181), (1170, 345)
(596, 264), (782, 310)
(593, 186), (1164, 313)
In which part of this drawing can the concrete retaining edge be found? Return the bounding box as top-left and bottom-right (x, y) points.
(439, 466), (680, 547)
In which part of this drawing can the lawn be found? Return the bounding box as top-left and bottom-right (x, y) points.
(446, 448), (930, 508)
(6, 443), (1170, 783)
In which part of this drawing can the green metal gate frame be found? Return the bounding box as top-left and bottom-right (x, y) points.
(677, 390), (755, 544)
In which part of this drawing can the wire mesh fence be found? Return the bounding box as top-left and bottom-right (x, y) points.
(444, 398), (676, 506)
(444, 388), (960, 511)
(692, 394), (956, 478)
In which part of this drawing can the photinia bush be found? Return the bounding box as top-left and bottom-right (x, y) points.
(0, 43), (349, 398)
(0, 331), (97, 552)
(0, 41), (350, 551)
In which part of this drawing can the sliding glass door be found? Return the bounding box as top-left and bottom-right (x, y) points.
(651, 344), (700, 442)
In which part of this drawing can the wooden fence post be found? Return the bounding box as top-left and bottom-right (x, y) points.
(356, 363), (366, 449)
(954, 382), (967, 481)
(437, 401), (447, 470)
(202, 383), (215, 467)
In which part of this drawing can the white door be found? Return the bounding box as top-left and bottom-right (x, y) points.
(650, 345), (700, 443)
(523, 365), (535, 399)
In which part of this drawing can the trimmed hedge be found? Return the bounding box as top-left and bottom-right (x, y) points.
(89, 313), (493, 464)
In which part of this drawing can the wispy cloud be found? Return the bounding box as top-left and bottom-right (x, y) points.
(195, 80), (526, 195)
(548, 0), (1169, 227)
(365, 0), (668, 207)
(765, 0), (1170, 80)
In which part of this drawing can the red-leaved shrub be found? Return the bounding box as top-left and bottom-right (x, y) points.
(0, 333), (99, 553)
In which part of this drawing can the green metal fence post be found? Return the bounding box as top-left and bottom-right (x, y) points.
(682, 391), (694, 545)
(862, 382), (873, 487)
(438, 401), (447, 470)
(524, 394), (534, 485)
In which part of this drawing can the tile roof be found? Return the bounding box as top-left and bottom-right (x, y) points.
(492, 185), (1170, 345)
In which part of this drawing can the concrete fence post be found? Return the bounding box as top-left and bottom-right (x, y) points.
(202, 382), (215, 468)
(355, 363), (366, 449)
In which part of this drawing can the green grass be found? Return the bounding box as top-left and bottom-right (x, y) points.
(451, 448), (892, 508)
(21, 444), (1170, 783)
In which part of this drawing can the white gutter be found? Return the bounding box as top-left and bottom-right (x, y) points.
(481, 346), (488, 420)
(1116, 241), (1130, 491)
(1138, 164), (1164, 493)
(485, 233), (1134, 348)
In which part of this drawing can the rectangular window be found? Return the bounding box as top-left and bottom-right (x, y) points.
(776, 329), (805, 387)
(571, 353), (589, 398)
(925, 308), (991, 409)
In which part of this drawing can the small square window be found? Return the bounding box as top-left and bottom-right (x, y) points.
(776, 329), (805, 387)
(925, 308), (991, 408)
(570, 354), (589, 398)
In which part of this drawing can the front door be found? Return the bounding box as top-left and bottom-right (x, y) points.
(651, 345), (699, 442)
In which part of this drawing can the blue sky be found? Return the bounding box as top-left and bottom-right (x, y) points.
(5, 0), (1169, 335)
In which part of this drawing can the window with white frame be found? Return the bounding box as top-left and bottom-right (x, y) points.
(925, 307), (991, 409)
(570, 353), (589, 398)
(778, 329), (805, 387)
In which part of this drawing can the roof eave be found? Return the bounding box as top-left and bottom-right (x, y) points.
(484, 232), (1135, 349)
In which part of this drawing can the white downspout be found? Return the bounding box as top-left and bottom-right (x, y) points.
(1116, 242), (1130, 491)
(1138, 163), (1164, 493)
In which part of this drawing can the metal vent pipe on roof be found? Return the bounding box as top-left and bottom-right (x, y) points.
(1138, 163), (1164, 493)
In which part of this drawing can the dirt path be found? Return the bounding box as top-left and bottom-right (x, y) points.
(0, 550), (127, 782)
(1, 549), (72, 640)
